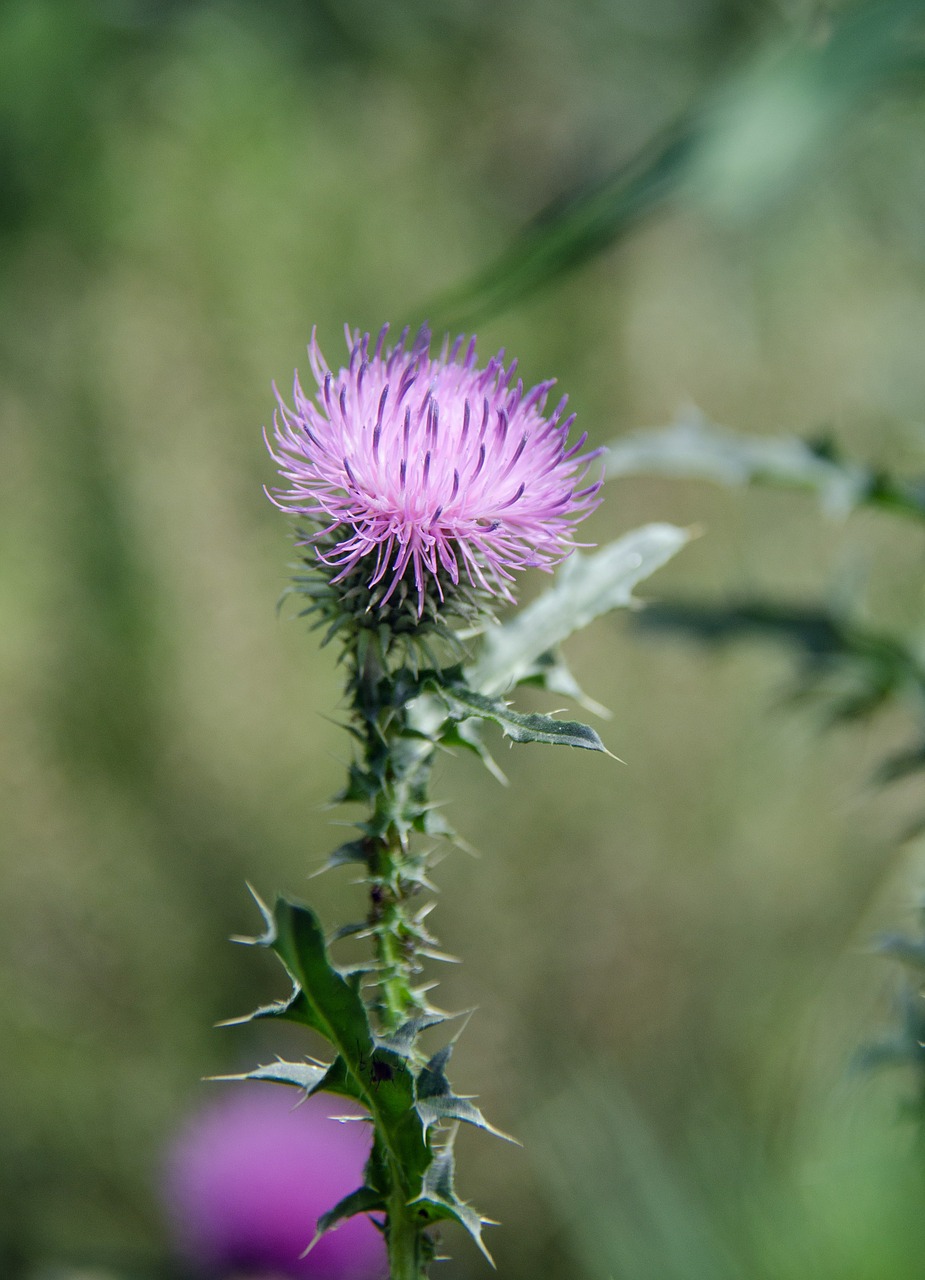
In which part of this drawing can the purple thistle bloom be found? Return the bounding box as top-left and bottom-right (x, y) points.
(267, 326), (601, 616)
(162, 1086), (387, 1279)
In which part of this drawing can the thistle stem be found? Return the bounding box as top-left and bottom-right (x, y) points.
(368, 826), (424, 1033)
(388, 1188), (426, 1280)
(351, 634), (440, 1273)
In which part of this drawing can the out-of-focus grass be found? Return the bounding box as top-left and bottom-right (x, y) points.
(3, 1), (925, 1277)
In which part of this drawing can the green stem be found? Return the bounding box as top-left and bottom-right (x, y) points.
(388, 1188), (426, 1280)
(370, 828), (423, 1033)
(351, 636), (439, 1034)
(351, 633), (439, 1273)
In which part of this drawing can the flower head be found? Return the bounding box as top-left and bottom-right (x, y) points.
(267, 325), (601, 618)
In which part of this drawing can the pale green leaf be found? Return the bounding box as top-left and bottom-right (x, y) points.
(437, 683), (606, 753)
(604, 410), (866, 514)
(212, 1060), (329, 1091)
(468, 524), (690, 696)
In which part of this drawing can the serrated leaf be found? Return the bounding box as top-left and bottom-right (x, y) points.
(308, 1185), (387, 1252)
(604, 410), (925, 522)
(219, 984), (315, 1029)
(416, 807), (462, 843)
(414, 1194), (496, 1267)
(213, 1060), (329, 1091)
(310, 1054), (367, 1105)
(309, 1049), (432, 1193)
(413, 1142), (498, 1267)
(378, 1013), (450, 1058)
(634, 599), (925, 728)
(233, 882), (277, 944)
(604, 411), (867, 513)
(416, 1095), (518, 1143)
(329, 921), (372, 943)
(423, 1143), (456, 1202)
(319, 839), (370, 873)
(416, 1044), (455, 1099)
(416, 1045), (518, 1144)
(468, 524), (690, 696)
(269, 899), (374, 1051)
(436, 683), (606, 753)
(239, 897), (431, 1194)
(334, 763), (378, 804)
(364, 1130), (391, 1197)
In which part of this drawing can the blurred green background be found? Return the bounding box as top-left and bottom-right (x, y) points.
(4, 0), (925, 1276)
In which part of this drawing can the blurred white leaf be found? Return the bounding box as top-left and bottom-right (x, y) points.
(468, 523), (691, 696)
(604, 409), (866, 516)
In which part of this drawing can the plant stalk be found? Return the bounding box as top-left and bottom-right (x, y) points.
(352, 634), (439, 1273)
(388, 1188), (426, 1280)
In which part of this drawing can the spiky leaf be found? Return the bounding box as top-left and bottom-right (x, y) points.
(413, 1143), (497, 1266)
(416, 1045), (518, 1143)
(378, 1014), (450, 1059)
(268, 898), (375, 1051)
(435, 683), (605, 752)
(604, 410), (925, 524)
(308, 1185), (387, 1251)
(468, 524), (690, 696)
(215, 1060), (328, 1091)
(604, 412), (867, 511)
(319, 839), (370, 872)
(234, 896), (432, 1193)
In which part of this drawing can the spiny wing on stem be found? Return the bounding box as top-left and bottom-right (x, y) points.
(306, 1185), (388, 1252)
(379, 1012), (453, 1058)
(412, 1139), (498, 1267)
(416, 1043), (519, 1144)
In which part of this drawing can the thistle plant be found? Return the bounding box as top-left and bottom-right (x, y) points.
(225, 324), (689, 1279)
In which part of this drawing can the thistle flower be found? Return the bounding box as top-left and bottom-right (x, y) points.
(162, 1086), (386, 1279)
(267, 325), (601, 617)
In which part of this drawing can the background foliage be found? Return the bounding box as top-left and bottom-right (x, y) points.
(3, 0), (925, 1276)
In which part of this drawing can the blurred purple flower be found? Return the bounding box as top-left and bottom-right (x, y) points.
(162, 1085), (386, 1279)
(267, 325), (601, 615)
